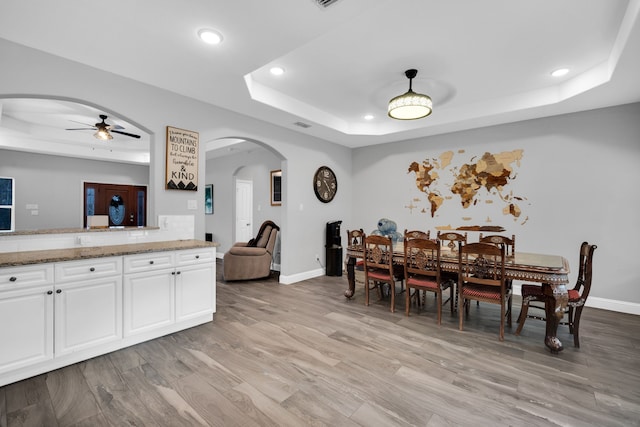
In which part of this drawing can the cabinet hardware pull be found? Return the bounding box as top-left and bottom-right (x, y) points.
(149, 260), (154, 264)
(176, 271), (181, 275)
(56, 289), (62, 294)
(47, 290), (53, 295)
(195, 255), (200, 259)
(9, 276), (17, 282)
(172, 271), (175, 275)
(90, 267), (95, 272)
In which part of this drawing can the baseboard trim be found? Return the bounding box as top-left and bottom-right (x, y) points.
(279, 268), (324, 285)
(513, 284), (640, 316)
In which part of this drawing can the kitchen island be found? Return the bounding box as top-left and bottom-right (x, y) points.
(0, 239), (217, 387)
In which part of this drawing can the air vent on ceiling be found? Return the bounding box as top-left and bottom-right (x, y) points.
(314, 0), (340, 8)
(293, 121), (311, 128)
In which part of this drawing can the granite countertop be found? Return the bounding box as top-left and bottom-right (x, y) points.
(1, 226), (160, 236)
(0, 240), (218, 267)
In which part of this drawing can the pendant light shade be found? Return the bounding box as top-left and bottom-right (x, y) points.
(388, 69), (432, 120)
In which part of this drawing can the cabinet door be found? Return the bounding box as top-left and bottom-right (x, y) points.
(175, 263), (215, 322)
(123, 269), (175, 336)
(54, 276), (123, 356)
(0, 285), (54, 374)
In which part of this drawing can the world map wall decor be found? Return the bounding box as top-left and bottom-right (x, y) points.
(407, 149), (528, 230)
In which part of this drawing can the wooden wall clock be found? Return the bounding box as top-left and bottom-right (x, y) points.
(313, 166), (337, 203)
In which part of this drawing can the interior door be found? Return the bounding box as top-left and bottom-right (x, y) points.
(235, 179), (253, 242)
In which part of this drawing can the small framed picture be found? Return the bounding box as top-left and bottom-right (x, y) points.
(205, 184), (213, 214)
(270, 170), (282, 206)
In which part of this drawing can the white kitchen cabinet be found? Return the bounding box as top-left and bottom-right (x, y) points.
(54, 257), (123, 356)
(123, 267), (175, 336)
(0, 275), (54, 374)
(0, 242), (216, 387)
(175, 249), (216, 322)
(123, 248), (215, 335)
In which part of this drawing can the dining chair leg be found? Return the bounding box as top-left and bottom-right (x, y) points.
(405, 287), (411, 316)
(436, 290), (442, 325)
(514, 301), (529, 336)
(390, 282), (395, 313)
(507, 295), (513, 328)
(459, 296), (465, 331)
(364, 279), (370, 306)
(572, 305), (584, 348)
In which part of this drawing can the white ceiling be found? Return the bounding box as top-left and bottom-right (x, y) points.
(0, 0), (639, 160)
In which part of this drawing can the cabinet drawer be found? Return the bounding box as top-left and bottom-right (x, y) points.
(55, 257), (123, 283)
(124, 252), (175, 274)
(175, 248), (215, 267)
(0, 264), (54, 290)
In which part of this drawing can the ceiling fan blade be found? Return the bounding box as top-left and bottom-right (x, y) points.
(111, 129), (141, 139)
(69, 120), (96, 127)
(66, 127), (96, 130)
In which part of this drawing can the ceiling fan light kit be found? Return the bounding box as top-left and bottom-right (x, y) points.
(388, 69), (433, 120)
(66, 114), (141, 140)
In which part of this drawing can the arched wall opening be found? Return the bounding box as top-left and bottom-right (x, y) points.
(204, 136), (286, 278)
(0, 96), (154, 230)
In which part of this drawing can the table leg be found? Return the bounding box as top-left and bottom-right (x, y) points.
(344, 256), (356, 299)
(542, 283), (568, 354)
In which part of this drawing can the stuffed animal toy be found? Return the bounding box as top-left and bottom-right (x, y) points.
(371, 218), (403, 243)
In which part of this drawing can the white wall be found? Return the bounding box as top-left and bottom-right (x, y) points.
(0, 149), (148, 230)
(352, 103), (640, 308)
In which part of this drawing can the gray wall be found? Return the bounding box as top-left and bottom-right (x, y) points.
(0, 150), (148, 230)
(351, 103), (640, 305)
(0, 37), (352, 282)
(205, 146), (283, 254)
(1, 37), (639, 308)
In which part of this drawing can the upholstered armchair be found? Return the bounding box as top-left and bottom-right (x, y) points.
(223, 221), (280, 281)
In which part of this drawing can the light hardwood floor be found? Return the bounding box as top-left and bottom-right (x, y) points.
(1, 261), (639, 426)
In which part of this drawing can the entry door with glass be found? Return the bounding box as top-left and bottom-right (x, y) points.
(84, 182), (147, 228)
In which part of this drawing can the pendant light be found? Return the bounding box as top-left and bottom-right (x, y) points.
(388, 69), (433, 120)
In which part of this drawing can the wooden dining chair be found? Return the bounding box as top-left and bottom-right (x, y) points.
(515, 242), (597, 348)
(363, 234), (398, 312)
(404, 237), (451, 324)
(458, 242), (512, 341)
(479, 234), (516, 292)
(346, 229), (366, 289)
(479, 233), (515, 257)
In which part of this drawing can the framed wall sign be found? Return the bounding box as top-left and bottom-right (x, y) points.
(270, 170), (282, 206)
(165, 126), (199, 191)
(205, 184), (213, 214)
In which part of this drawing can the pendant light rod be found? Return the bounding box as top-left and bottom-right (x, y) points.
(388, 68), (433, 120)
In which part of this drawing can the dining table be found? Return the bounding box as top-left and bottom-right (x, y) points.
(344, 242), (571, 353)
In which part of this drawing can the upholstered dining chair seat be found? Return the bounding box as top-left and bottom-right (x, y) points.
(367, 268), (393, 281)
(407, 276), (439, 290)
(461, 284), (505, 301)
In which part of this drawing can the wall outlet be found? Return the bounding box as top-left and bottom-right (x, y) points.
(315, 254), (320, 261)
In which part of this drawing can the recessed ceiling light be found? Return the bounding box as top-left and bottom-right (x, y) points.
(364, 114), (374, 120)
(551, 68), (569, 77)
(270, 67), (285, 76)
(198, 29), (223, 45)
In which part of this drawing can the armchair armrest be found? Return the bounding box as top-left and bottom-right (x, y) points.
(228, 246), (269, 257)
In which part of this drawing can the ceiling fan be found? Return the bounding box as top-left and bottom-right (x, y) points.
(66, 114), (141, 140)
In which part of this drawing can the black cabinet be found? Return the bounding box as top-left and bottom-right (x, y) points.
(325, 221), (342, 276)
